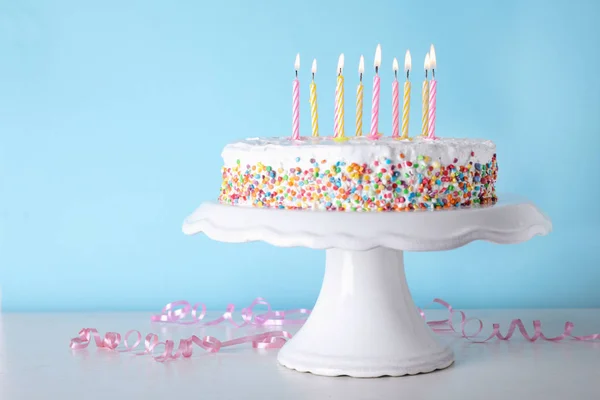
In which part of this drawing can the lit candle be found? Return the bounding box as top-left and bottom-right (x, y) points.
(401, 50), (412, 139)
(427, 44), (437, 140)
(391, 58), (400, 138)
(368, 44), (382, 139)
(292, 53), (301, 140)
(356, 55), (364, 137)
(421, 53), (430, 137)
(334, 53), (345, 140)
(309, 59), (319, 137)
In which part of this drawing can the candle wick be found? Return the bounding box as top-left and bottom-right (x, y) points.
(394, 70), (397, 79)
(406, 70), (409, 80)
(432, 69), (435, 79)
(360, 73), (362, 82)
(375, 66), (379, 74)
(425, 69), (428, 79)
(295, 70), (298, 78)
(312, 72), (314, 80)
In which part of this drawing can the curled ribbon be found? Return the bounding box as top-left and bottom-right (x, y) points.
(148, 297), (311, 327)
(70, 297), (599, 362)
(70, 327), (292, 362)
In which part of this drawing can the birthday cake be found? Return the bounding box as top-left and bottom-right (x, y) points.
(218, 137), (497, 211)
(217, 44), (497, 211)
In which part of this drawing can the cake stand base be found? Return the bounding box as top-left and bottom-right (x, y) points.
(277, 247), (453, 377)
(183, 195), (552, 378)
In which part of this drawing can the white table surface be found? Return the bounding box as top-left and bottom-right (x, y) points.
(0, 309), (599, 400)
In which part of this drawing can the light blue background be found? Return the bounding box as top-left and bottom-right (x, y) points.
(1, 0), (599, 312)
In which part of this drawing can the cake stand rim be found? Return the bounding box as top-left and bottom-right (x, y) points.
(181, 193), (552, 252)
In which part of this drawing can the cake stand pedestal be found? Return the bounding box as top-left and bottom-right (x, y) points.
(182, 194), (552, 378)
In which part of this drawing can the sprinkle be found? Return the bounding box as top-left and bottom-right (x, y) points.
(218, 153), (498, 211)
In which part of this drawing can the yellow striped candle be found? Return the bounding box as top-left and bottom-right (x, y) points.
(421, 53), (430, 137)
(401, 50), (412, 139)
(310, 59), (319, 137)
(356, 56), (364, 136)
(334, 53), (345, 139)
(427, 44), (437, 139)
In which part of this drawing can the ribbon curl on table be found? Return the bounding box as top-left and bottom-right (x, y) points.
(70, 297), (600, 362)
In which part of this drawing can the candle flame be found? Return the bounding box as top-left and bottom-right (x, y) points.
(337, 53), (345, 73)
(424, 53), (431, 70)
(404, 50), (412, 72)
(312, 59), (317, 74)
(392, 58), (399, 72)
(294, 53), (300, 71)
(374, 44), (382, 68)
(429, 44), (436, 70)
(358, 55), (364, 75)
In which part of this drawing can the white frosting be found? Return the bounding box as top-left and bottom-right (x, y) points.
(222, 137), (495, 171)
(219, 136), (497, 211)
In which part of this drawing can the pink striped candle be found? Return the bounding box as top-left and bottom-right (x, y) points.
(368, 44), (382, 139)
(292, 53), (301, 140)
(391, 58), (400, 138)
(427, 45), (437, 140)
(427, 79), (436, 139)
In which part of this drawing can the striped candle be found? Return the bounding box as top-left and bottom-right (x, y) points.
(292, 53), (301, 140)
(391, 58), (400, 138)
(401, 50), (412, 139)
(369, 74), (380, 139)
(309, 59), (319, 137)
(427, 45), (437, 139)
(427, 79), (437, 139)
(369, 44), (382, 139)
(421, 53), (430, 137)
(334, 54), (345, 139)
(356, 56), (364, 136)
(402, 81), (411, 139)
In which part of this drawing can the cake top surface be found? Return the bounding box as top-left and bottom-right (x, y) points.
(224, 136), (495, 150)
(222, 136), (496, 166)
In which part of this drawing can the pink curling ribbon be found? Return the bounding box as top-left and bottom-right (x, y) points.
(70, 297), (599, 362)
(149, 297), (311, 327)
(70, 327), (292, 363)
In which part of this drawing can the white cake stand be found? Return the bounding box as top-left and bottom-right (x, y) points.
(182, 194), (552, 378)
